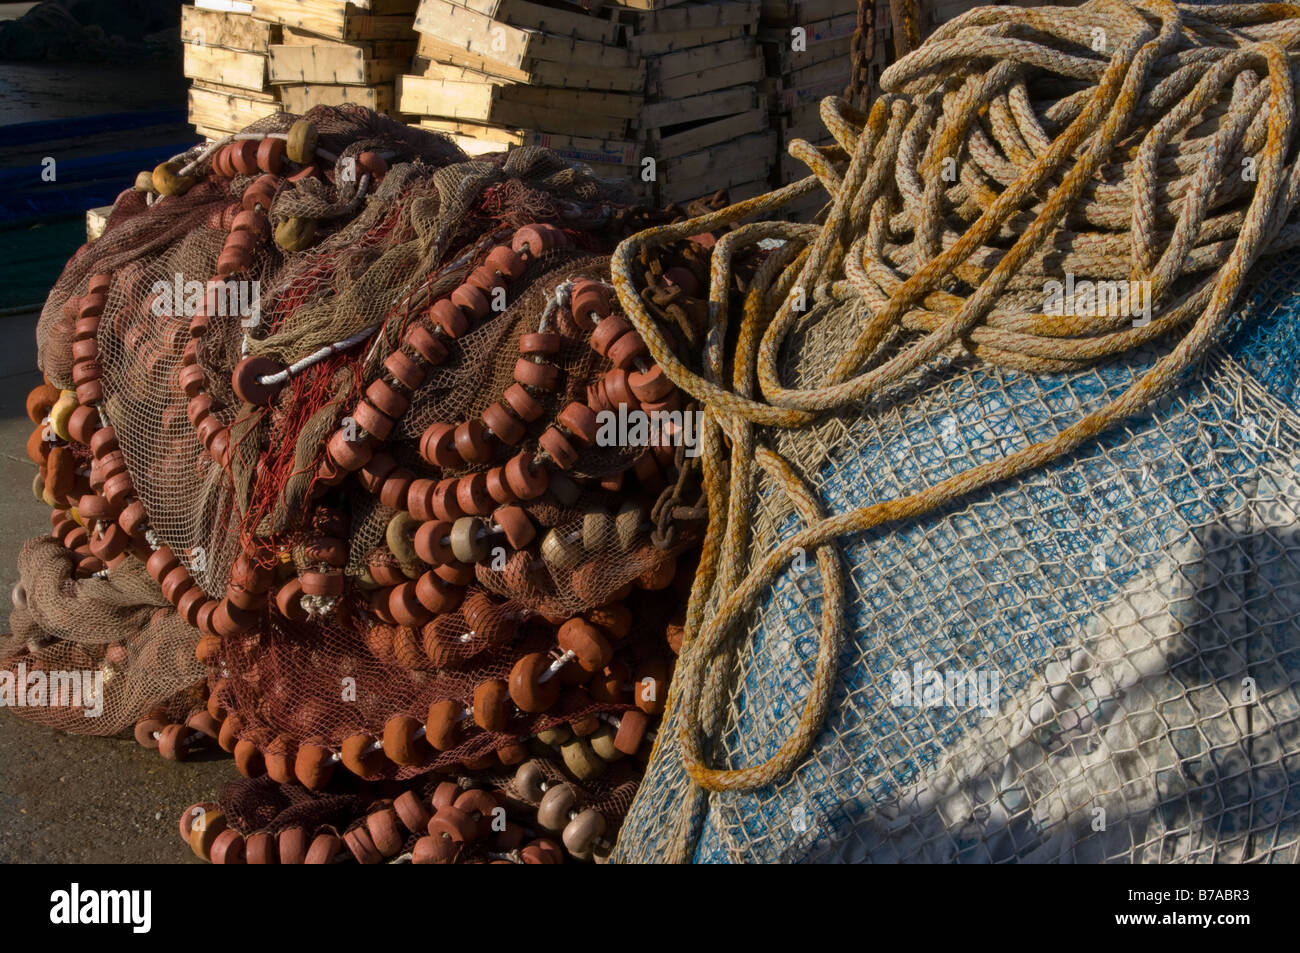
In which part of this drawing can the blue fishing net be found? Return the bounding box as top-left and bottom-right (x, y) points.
(618, 246), (1300, 863)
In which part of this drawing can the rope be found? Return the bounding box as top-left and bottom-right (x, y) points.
(609, 0), (1300, 859)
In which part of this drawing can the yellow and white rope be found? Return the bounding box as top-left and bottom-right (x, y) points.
(610, 0), (1300, 854)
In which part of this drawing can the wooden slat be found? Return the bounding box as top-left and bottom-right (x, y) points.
(602, 0), (694, 11)
(419, 117), (526, 144)
(632, 0), (758, 34)
(779, 113), (830, 143)
(520, 130), (639, 165)
(184, 44), (270, 92)
(660, 159), (771, 204)
(766, 34), (852, 72)
(774, 58), (851, 110)
(429, 130), (516, 155)
(759, 0), (856, 26)
(630, 25), (748, 56)
(396, 75), (631, 139)
(654, 36), (755, 81)
(188, 84), (282, 135)
(412, 31), (644, 91)
(663, 131), (774, 180)
(193, 78), (280, 103)
(269, 44), (407, 84)
(413, 0), (637, 71)
(648, 107), (767, 159)
(278, 30), (415, 57)
(279, 81), (396, 112)
(197, 0), (256, 12)
(783, 98), (822, 129)
(253, 1), (417, 41)
(182, 6), (282, 53)
(458, 0), (623, 45)
(758, 10), (855, 45)
(637, 84), (760, 130)
(652, 52), (763, 99)
(424, 79), (642, 119)
(417, 118), (640, 166)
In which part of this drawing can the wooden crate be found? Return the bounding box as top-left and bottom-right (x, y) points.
(654, 36), (756, 82)
(413, 0), (638, 73)
(629, 24), (749, 56)
(456, 0), (624, 44)
(638, 84), (762, 130)
(660, 159), (771, 204)
(665, 132), (774, 181)
(651, 52), (764, 99)
(398, 75), (635, 139)
(182, 4), (282, 52)
(86, 205), (112, 243)
(420, 119), (640, 167)
(269, 42), (412, 84)
(189, 83), (283, 137)
(395, 0), (779, 208)
(629, 0), (758, 33)
(280, 81), (396, 113)
(252, 0), (419, 41)
(758, 10), (856, 47)
(183, 4), (287, 138)
(411, 31), (644, 92)
(646, 108), (767, 160)
(184, 42), (270, 91)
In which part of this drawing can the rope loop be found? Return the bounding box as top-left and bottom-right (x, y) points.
(611, 0), (1300, 804)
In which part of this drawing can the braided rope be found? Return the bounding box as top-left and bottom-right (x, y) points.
(609, 0), (1300, 858)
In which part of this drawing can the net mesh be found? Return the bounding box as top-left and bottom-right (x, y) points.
(7, 104), (703, 859)
(621, 300), (1300, 861)
(614, 0), (1300, 863)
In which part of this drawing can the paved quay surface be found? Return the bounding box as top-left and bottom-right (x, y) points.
(0, 309), (230, 864)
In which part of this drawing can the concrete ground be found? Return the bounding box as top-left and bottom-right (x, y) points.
(0, 313), (231, 865)
(0, 40), (232, 862)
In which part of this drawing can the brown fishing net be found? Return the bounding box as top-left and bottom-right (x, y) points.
(9, 105), (707, 863)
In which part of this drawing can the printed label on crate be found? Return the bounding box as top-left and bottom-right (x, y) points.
(780, 76), (852, 110)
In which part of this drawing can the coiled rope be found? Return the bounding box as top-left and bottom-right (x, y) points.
(610, 0), (1300, 859)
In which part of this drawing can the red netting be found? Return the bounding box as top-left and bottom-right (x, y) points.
(7, 105), (708, 863)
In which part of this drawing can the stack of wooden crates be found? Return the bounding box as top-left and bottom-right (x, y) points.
(182, 2), (284, 139)
(181, 0), (988, 212)
(396, 0), (773, 207)
(255, 0), (420, 117)
(628, 0), (772, 207)
(761, 0), (990, 220)
(758, 0), (861, 220)
(182, 1), (420, 139)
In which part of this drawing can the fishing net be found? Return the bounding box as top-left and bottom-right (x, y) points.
(9, 104), (707, 863)
(613, 0), (1300, 863)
